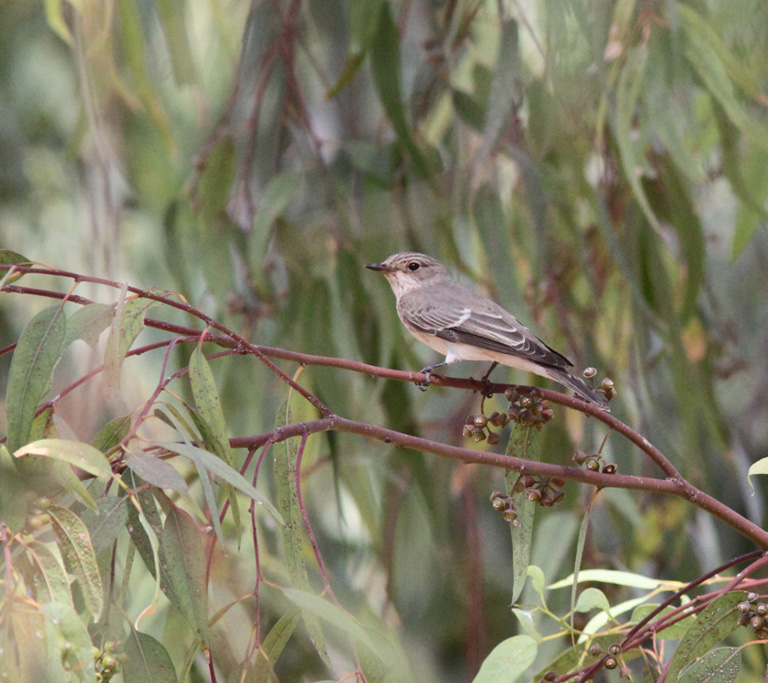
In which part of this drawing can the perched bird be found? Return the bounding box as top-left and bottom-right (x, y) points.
(365, 252), (608, 409)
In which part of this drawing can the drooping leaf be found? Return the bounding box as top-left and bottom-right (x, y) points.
(369, 1), (431, 177)
(64, 303), (115, 349)
(42, 601), (95, 681)
(125, 452), (188, 493)
(47, 505), (104, 621)
(104, 294), (157, 388)
(6, 305), (67, 453)
(159, 505), (209, 643)
(15, 439), (113, 480)
(505, 427), (537, 605)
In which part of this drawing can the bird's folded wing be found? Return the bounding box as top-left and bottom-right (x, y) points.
(406, 301), (573, 369)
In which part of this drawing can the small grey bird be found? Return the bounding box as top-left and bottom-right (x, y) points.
(365, 252), (608, 409)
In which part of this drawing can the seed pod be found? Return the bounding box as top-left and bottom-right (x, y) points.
(502, 509), (518, 523)
(602, 463), (617, 475)
(474, 414), (488, 429)
(586, 457), (600, 471)
(487, 431), (500, 445)
(583, 367), (597, 379)
(604, 657), (618, 670)
(608, 643), (622, 656)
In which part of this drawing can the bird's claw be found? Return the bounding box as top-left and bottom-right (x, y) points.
(416, 368), (433, 391)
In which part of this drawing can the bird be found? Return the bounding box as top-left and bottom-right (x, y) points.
(365, 252), (609, 409)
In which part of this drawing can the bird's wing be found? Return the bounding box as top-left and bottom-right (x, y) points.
(402, 286), (573, 370)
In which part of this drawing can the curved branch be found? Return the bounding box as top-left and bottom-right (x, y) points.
(230, 417), (768, 549)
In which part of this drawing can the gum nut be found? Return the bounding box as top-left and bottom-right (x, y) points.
(487, 432), (500, 445)
(474, 415), (488, 428)
(583, 367), (597, 379)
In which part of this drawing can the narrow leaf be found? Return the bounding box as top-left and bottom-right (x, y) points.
(6, 305), (67, 453)
(90, 415), (132, 453)
(15, 439), (113, 480)
(64, 303), (115, 349)
(42, 602), (95, 680)
(369, 1), (430, 176)
(281, 588), (374, 650)
(159, 506), (209, 643)
(505, 427), (537, 604)
(47, 505), (104, 621)
(125, 452), (188, 493)
(157, 441), (282, 523)
(25, 541), (72, 606)
(104, 294), (156, 388)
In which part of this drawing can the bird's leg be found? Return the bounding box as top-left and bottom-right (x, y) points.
(479, 362), (499, 403)
(417, 360), (448, 390)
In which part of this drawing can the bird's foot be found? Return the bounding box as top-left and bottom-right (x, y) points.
(417, 362), (446, 391)
(479, 362), (499, 398)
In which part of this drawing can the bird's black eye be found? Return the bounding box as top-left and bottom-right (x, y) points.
(408, 262), (420, 271)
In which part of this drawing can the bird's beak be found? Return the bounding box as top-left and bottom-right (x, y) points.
(365, 262), (392, 272)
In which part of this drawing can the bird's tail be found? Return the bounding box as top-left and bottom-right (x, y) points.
(546, 368), (610, 411)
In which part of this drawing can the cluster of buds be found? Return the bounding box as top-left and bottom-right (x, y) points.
(504, 389), (554, 429)
(514, 474), (565, 507)
(462, 411), (508, 445)
(489, 490), (519, 524)
(737, 592), (768, 639)
(572, 450), (617, 475)
(94, 640), (121, 681)
(583, 367), (617, 401)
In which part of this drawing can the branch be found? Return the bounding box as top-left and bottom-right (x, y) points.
(230, 417), (768, 549)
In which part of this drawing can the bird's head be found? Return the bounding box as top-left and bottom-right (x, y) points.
(365, 252), (449, 297)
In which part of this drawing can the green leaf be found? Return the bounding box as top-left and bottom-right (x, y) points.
(104, 294), (157, 388)
(666, 591), (747, 681)
(475, 20), (521, 170)
(90, 415), (132, 453)
(678, 647), (740, 683)
(125, 451), (188, 493)
(574, 587), (611, 613)
(79, 497), (129, 557)
(0, 248), (32, 265)
(747, 456), (768, 493)
(189, 345), (239, 536)
(155, 0), (196, 86)
(281, 587), (374, 650)
(122, 628), (177, 683)
(511, 609), (542, 643)
(505, 426), (540, 604)
(64, 303), (115, 349)
(47, 505), (104, 621)
(252, 171), (302, 238)
(273, 400), (330, 666)
(679, 5), (768, 153)
(471, 635), (538, 683)
(369, 1), (430, 177)
(160, 506), (209, 643)
(25, 541), (72, 606)
(548, 569), (661, 590)
(15, 439), (113, 480)
(156, 441), (282, 524)
(630, 604), (695, 640)
(6, 305), (67, 453)
(250, 611), (301, 682)
(614, 45), (660, 231)
(42, 601), (95, 681)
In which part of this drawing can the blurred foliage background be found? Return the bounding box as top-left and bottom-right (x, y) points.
(2, 0), (768, 680)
